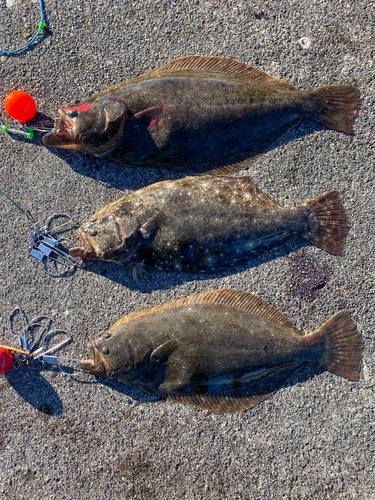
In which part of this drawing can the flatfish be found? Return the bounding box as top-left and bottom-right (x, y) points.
(79, 289), (363, 413)
(70, 175), (349, 281)
(43, 56), (360, 175)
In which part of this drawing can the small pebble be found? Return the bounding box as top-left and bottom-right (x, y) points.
(298, 37), (312, 49)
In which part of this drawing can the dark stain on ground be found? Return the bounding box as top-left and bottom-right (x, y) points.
(43, 418), (91, 445)
(117, 448), (155, 498)
(286, 250), (333, 302)
(23, 469), (36, 481)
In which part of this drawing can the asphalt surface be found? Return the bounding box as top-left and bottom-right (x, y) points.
(0, 0), (374, 499)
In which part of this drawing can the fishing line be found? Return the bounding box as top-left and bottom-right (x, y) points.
(0, 188), (29, 217)
(0, 344), (27, 355)
(0, 0), (46, 54)
(0, 189), (78, 277)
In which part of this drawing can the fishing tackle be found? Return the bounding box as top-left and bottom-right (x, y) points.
(27, 213), (79, 277)
(1, 92), (54, 138)
(0, 117), (34, 138)
(1, 307), (82, 376)
(0, 188), (78, 277)
(4, 91), (37, 123)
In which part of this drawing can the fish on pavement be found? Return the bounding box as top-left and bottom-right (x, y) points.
(43, 55), (361, 175)
(79, 289), (363, 413)
(70, 175), (350, 281)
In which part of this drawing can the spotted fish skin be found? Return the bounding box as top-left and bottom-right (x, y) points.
(79, 290), (363, 413)
(70, 175), (349, 280)
(43, 56), (360, 175)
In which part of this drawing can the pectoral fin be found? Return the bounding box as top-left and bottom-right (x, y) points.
(150, 339), (179, 365)
(132, 264), (147, 282)
(133, 107), (173, 149)
(141, 211), (167, 238)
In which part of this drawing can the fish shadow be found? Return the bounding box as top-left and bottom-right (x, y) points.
(42, 119), (327, 192)
(96, 376), (162, 405)
(5, 363), (64, 416)
(88, 362), (324, 408)
(41, 145), (186, 193)
(79, 235), (312, 292)
(29, 112), (55, 129)
(284, 362), (324, 390)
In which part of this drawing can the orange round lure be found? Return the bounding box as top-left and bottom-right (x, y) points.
(4, 91), (37, 123)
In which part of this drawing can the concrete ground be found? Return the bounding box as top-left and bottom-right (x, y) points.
(0, 0), (374, 498)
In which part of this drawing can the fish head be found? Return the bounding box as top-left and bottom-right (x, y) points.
(43, 94), (129, 157)
(79, 333), (134, 378)
(69, 213), (140, 262)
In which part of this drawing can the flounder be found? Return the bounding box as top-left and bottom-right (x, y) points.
(43, 55), (361, 175)
(80, 289), (363, 413)
(70, 175), (349, 281)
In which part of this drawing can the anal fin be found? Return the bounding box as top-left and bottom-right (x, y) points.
(163, 365), (300, 413)
(163, 117), (304, 176)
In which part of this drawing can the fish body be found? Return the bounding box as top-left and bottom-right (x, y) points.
(80, 289), (363, 413)
(43, 56), (361, 175)
(70, 175), (349, 281)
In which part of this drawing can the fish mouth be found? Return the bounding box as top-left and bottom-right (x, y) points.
(42, 110), (79, 149)
(79, 342), (105, 374)
(69, 230), (101, 260)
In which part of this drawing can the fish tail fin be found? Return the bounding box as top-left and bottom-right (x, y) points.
(310, 85), (361, 134)
(300, 190), (349, 255)
(314, 310), (363, 381)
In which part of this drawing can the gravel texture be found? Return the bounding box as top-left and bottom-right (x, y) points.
(0, 0), (374, 499)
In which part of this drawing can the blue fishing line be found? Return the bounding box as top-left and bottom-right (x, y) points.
(0, 0), (45, 54)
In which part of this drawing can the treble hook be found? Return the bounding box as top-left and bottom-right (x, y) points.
(7, 307), (29, 352)
(28, 213), (78, 277)
(4, 307), (83, 376)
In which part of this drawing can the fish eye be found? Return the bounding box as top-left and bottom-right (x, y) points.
(68, 109), (78, 118)
(89, 228), (98, 236)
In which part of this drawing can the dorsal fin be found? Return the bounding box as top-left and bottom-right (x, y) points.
(92, 175), (283, 222)
(145, 55), (298, 91)
(110, 289), (302, 336)
(93, 201), (132, 221)
(227, 175), (283, 208)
